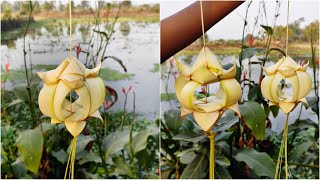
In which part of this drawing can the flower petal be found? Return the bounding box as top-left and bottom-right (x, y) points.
(90, 109), (103, 120)
(279, 56), (299, 69)
(296, 71), (312, 99)
(225, 103), (241, 117)
(261, 75), (275, 102)
(37, 60), (69, 84)
(60, 57), (85, 77)
(220, 79), (242, 106)
(181, 106), (192, 116)
(191, 65), (218, 84)
(175, 76), (190, 102)
(85, 77), (105, 114)
(190, 47), (222, 75)
(193, 111), (220, 132)
(85, 62), (102, 78)
(220, 61), (237, 79)
(180, 81), (201, 111)
(64, 85), (91, 121)
(54, 81), (72, 121)
(279, 102), (296, 114)
(175, 59), (191, 77)
(51, 118), (60, 124)
(278, 66), (297, 77)
(38, 83), (57, 118)
(65, 121), (86, 137)
(262, 57), (285, 75)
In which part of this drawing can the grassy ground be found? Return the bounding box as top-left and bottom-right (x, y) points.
(177, 41), (319, 60)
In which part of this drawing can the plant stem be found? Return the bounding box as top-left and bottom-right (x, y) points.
(208, 131), (216, 179)
(273, 159), (320, 168)
(129, 120), (137, 178)
(23, 2), (37, 127)
(94, 119), (109, 178)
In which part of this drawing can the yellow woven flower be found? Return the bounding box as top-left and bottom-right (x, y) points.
(261, 56), (312, 113)
(175, 47), (242, 132)
(37, 57), (105, 137)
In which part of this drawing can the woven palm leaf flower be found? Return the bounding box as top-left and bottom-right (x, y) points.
(261, 56), (312, 114)
(37, 57), (105, 137)
(175, 47), (242, 132)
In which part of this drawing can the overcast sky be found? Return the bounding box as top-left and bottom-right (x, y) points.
(160, 0), (319, 40)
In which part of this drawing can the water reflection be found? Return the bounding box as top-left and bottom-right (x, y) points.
(1, 21), (160, 120)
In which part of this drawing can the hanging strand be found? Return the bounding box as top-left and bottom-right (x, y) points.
(200, 0), (206, 47)
(285, 0), (290, 56)
(69, 0), (72, 58)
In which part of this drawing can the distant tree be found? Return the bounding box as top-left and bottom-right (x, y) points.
(81, 1), (89, 10)
(59, 3), (65, 11)
(121, 1), (132, 7)
(305, 20), (319, 43)
(43, 1), (54, 12)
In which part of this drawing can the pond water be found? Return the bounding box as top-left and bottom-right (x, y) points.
(161, 54), (318, 133)
(1, 21), (160, 120)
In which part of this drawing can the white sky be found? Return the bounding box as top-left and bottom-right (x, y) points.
(160, 0), (320, 40)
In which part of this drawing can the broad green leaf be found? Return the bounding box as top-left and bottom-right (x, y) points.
(51, 149), (68, 164)
(215, 164), (232, 179)
(39, 122), (55, 134)
(290, 141), (313, 160)
(214, 111), (238, 132)
(288, 118), (318, 132)
(79, 152), (102, 165)
(80, 168), (101, 179)
(241, 48), (264, 60)
(102, 127), (135, 160)
(67, 134), (95, 154)
(131, 128), (152, 155)
(180, 152), (208, 179)
(239, 101), (266, 140)
(11, 159), (27, 178)
(215, 131), (233, 142)
(13, 83), (37, 103)
(172, 132), (205, 143)
(4, 99), (23, 109)
(164, 109), (185, 133)
(16, 128), (43, 173)
(215, 155), (231, 167)
(248, 85), (262, 101)
(234, 148), (275, 178)
(112, 156), (134, 177)
(270, 106), (279, 118)
(179, 151), (197, 164)
(260, 25), (273, 35)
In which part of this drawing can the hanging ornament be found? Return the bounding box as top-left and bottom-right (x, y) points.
(174, 1), (242, 179)
(260, 0), (312, 179)
(37, 1), (105, 179)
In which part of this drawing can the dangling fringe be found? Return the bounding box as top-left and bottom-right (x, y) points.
(208, 131), (216, 179)
(64, 136), (77, 180)
(275, 113), (289, 179)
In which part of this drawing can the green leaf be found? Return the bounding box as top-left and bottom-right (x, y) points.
(172, 132), (205, 143)
(51, 149), (68, 164)
(215, 155), (231, 167)
(16, 128), (43, 173)
(270, 106), (279, 118)
(164, 109), (185, 133)
(288, 119), (318, 132)
(239, 101), (266, 140)
(161, 168), (174, 179)
(102, 127), (135, 160)
(79, 152), (101, 165)
(214, 110), (238, 132)
(241, 48), (264, 60)
(215, 164), (232, 179)
(234, 148), (275, 178)
(179, 151), (197, 164)
(260, 25), (273, 35)
(11, 159), (28, 178)
(180, 152), (208, 179)
(75, 135), (94, 154)
(131, 128), (152, 155)
(112, 156), (134, 177)
(4, 99), (23, 109)
(13, 83), (37, 103)
(289, 141), (313, 160)
(248, 85), (262, 101)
